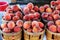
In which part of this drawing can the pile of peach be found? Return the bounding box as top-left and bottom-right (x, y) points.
(23, 21), (44, 33)
(23, 3), (41, 21)
(3, 5), (23, 21)
(47, 20), (60, 33)
(0, 20), (23, 33)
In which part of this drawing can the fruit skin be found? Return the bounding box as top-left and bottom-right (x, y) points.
(23, 15), (30, 21)
(34, 12), (40, 19)
(27, 3), (34, 10)
(30, 10), (35, 13)
(39, 6), (45, 13)
(23, 21), (31, 29)
(12, 5), (19, 12)
(1, 23), (7, 29)
(23, 7), (29, 15)
(56, 4), (60, 10)
(33, 26), (38, 33)
(33, 5), (39, 12)
(38, 22), (44, 28)
(15, 11), (22, 19)
(55, 20), (60, 26)
(50, 1), (55, 6)
(44, 4), (49, 9)
(12, 16), (19, 21)
(47, 16), (53, 21)
(7, 21), (15, 29)
(48, 25), (57, 32)
(14, 26), (21, 32)
(29, 14), (35, 20)
(53, 10), (59, 14)
(27, 28), (32, 32)
(53, 14), (60, 20)
(47, 21), (54, 27)
(57, 26), (60, 33)
(3, 28), (11, 33)
(46, 7), (52, 13)
(16, 20), (23, 27)
(3, 14), (11, 21)
(6, 9), (13, 13)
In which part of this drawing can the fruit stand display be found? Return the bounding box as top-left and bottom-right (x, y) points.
(0, 0), (60, 40)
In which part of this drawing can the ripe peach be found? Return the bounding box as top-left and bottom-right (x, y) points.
(15, 11), (22, 18)
(23, 7), (29, 15)
(44, 4), (49, 9)
(33, 5), (39, 12)
(16, 20), (23, 27)
(49, 25), (57, 32)
(23, 15), (30, 21)
(50, 1), (55, 6)
(47, 21), (54, 27)
(30, 9), (35, 13)
(23, 21), (31, 29)
(33, 26), (38, 33)
(29, 14), (35, 20)
(38, 22), (44, 28)
(34, 12), (40, 19)
(27, 3), (34, 10)
(12, 16), (19, 21)
(46, 7), (52, 13)
(1, 23), (7, 29)
(7, 9), (13, 13)
(55, 20), (60, 26)
(3, 28), (11, 33)
(47, 16), (53, 21)
(39, 6), (45, 13)
(14, 26), (21, 32)
(56, 4), (60, 10)
(7, 21), (15, 29)
(9, 13), (14, 17)
(12, 5), (19, 12)
(3, 14), (11, 21)
(53, 10), (59, 14)
(27, 28), (32, 32)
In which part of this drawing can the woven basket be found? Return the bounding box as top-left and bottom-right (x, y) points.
(24, 30), (45, 40)
(46, 29), (60, 40)
(1, 30), (22, 40)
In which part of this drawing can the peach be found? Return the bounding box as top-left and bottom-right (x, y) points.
(27, 28), (32, 32)
(56, 4), (60, 10)
(47, 21), (54, 27)
(55, 20), (60, 26)
(38, 22), (44, 28)
(34, 12), (40, 19)
(3, 28), (11, 33)
(15, 11), (22, 18)
(3, 14), (11, 20)
(30, 9), (35, 13)
(23, 21), (31, 29)
(7, 21), (15, 29)
(33, 26), (38, 33)
(16, 20), (23, 27)
(1, 23), (7, 29)
(9, 13), (14, 17)
(47, 16), (53, 21)
(23, 7), (29, 15)
(33, 5), (39, 12)
(49, 25), (57, 32)
(12, 16), (19, 21)
(53, 10), (59, 14)
(39, 6), (45, 13)
(7, 9), (13, 13)
(46, 7), (52, 13)
(44, 4), (49, 9)
(14, 26), (21, 32)
(27, 3), (34, 10)
(50, 1), (55, 6)
(23, 15), (30, 21)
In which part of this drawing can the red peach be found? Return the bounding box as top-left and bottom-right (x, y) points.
(23, 21), (31, 29)
(1, 23), (7, 29)
(27, 28), (32, 32)
(49, 25), (57, 32)
(39, 6), (45, 13)
(6, 9), (13, 13)
(38, 22), (44, 28)
(27, 3), (34, 10)
(3, 14), (11, 21)
(44, 4), (49, 9)
(3, 28), (11, 33)
(46, 7), (52, 13)
(30, 9), (35, 13)
(56, 4), (60, 10)
(12, 16), (19, 21)
(53, 10), (59, 14)
(47, 21), (54, 27)
(7, 21), (15, 29)
(47, 16), (53, 21)
(9, 13), (14, 17)
(23, 7), (29, 15)
(50, 1), (55, 6)
(57, 26), (60, 33)
(16, 20), (23, 27)
(33, 5), (39, 12)
(14, 26), (21, 32)
(55, 20), (60, 26)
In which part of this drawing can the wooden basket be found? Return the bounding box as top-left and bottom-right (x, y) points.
(24, 30), (45, 40)
(46, 29), (60, 40)
(1, 30), (22, 40)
